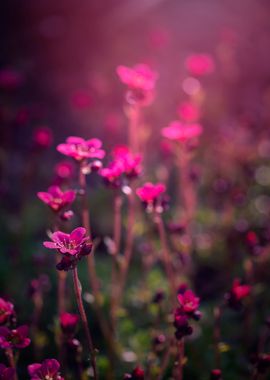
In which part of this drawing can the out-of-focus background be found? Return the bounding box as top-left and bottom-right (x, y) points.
(1, 1), (270, 379)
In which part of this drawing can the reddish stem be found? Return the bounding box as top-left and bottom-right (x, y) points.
(5, 348), (18, 380)
(154, 212), (177, 303)
(72, 267), (98, 380)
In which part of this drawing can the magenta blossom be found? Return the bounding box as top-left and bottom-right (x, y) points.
(0, 325), (30, 349)
(117, 64), (158, 91)
(177, 290), (200, 314)
(177, 102), (200, 122)
(0, 364), (15, 380)
(0, 298), (14, 325)
(162, 121), (203, 142)
(57, 136), (105, 162)
(226, 279), (251, 310)
(185, 54), (215, 76)
(33, 127), (53, 149)
(28, 359), (63, 380)
(113, 146), (142, 178)
(100, 162), (124, 188)
(43, 227), (92, 271)
(37, 186), (76, 212)
(136, 182), (166, 203)
(60, 312), (79, 335)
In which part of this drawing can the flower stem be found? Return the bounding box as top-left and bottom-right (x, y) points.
(110, 193), (122, 333)
(156, 339), (173, 380)
(72, 267), (98, 380)
(176, 339), (185, 380)
(214, 306), (222, 370)
(5, 348), (18, 380)
(154, 212), (177, 303)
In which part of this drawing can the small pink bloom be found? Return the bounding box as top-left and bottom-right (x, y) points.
(60, 312), (79, 335)
(0, 325), (31, 349)
(28, 359), (63, 380)
(178, 102), (200, 122)
(231, 279), (251, 301)
(185, 54), (215, 76)
(54, 160), (75, 180)
(37, 186), (76, 212)
(0, 364), (15, 380)
(100, 161), (124, 187)
(43, 227), (88, 255)
(177, 290), (200, 314)
(57, 136), (105, 162)
(43, 227), (92, 270)
(161, 121), (203, 142)
(0, 298), (14, 325)
(136, 182), (166, 203)
(116, 64), (158, 91)
(33, 127), (53, 148)
(113, 145), (142, 178)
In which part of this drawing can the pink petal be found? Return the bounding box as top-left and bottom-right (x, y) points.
(37, 192), (52, 204)
(62, 190), (76, 203)
(43, 241), (58, 249)
(70, 227), (86, 243)
(28, 363), (42, 376)
(51, 231), (70, 244)
(66, 136), (85, 144)
(48, 186), (62, 197)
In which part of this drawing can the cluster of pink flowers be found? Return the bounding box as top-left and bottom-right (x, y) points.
(43, 227), (92, 271)
(173, 286), (201, 340)
(0, 364), (15, 380)
(100, 145), (142, 188)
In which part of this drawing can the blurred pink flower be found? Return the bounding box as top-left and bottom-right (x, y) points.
(60, 312), (79, 335)
(28, 359), (63, 380)
(100, 161), (124, 187)
(0, 364), (15, 380)
(33, 126), (53, 148)
(231, 279), (251, 301)
(37, 186), (76, 212)
(57, 136), (105, 162)
(0, 299), (14, 325)
(177, 290), (200, 314)
(0, 325), (30, 349)
(185, 54), (215, 76)
(54, 160), (75, 180)
(116, 64), (158, 91)
(162, 121), (203, 142)
(136, 182), (166, 203)
(113, 145), (142, 178)
(178, 102), (201, 122)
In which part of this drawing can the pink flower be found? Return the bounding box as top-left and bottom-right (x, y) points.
(100, 162), (124, 187)
(161, 121), (203, 142)
(113, 146), (142, 179)
(0, 299), (14, 325)
(60, 312), (79, 335)
(177, 102), (200, 122)
(0, 364), (15, 380)
(37, 186), (76, 212)
(57, 136), (105, 162)
(28, 359), (63, 380)
(117, 64), (158, 91)
(177, 290), (200, 314)
(54, 160), (75, 180)
(226, 279), (251, 310)
(185, 54), (215, 76)
(231, 279), (251, 301)
(136, 182), (166, 203)
(0, 325), (31, 349)
(33, 127), (53, 148)
(43, 227), (92, 271)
